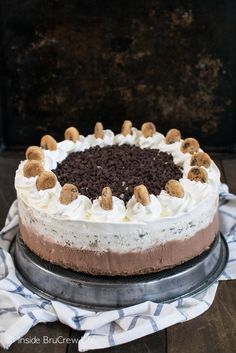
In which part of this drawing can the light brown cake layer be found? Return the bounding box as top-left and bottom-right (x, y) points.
(19, 214), (219, 276)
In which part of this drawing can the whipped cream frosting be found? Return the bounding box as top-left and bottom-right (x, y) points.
(158, 140), (192, 165)
(43, 149), (66, 170)
(158, 177), (213, 217)
(15, 127), (220, 224)
(182, 158), (221, 187)
(15, 162), (37, 189)
(114, 127), (139, 146)
(126, 194), (162, 222)
(139, 132), (165, 149)
(21, 182), (61, 210)
(86, 129), (114, 147)
(90, 197), (126, 222)
(48, 195), (92, 220)
(58, 136), (89, 153)
(44, 136), (89, 170)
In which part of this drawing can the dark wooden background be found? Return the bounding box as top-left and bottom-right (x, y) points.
(0, 0), (236, 151)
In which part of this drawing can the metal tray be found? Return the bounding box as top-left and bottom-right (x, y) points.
(13, 233), (228, 310)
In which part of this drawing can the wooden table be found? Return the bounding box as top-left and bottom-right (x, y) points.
(0, 152), (236, 353)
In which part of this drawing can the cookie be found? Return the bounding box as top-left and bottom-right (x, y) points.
(40, 135), (57, 151)
(134, 184), (150, 206)
(60, 183), (79, 205)
(64, 127), (80, 142)
(26, 146), (44, 161)
(190, 152), (211, 168)
(100, 186), (113, 210)
(141, 122), (156, 138)
(95, 122), (104, 139)
(180, 138), (199, 154)
(165, 129), (181, 144)
(23, 160), (44, 178)
(165, 179), (184, 198)
(121, 120), (132, 136)
(187, 167), (208, 183)
(36, 171), (57, 191)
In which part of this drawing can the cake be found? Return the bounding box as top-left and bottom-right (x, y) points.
(15, 121), (220, 276)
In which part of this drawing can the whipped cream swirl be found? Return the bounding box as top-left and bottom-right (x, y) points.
(90, 196), (126, 222)
(182, 159), (220, 188)
(158, 139), (195, 166)
(126, 194), (162, 222)
(139, 132), (165, 149)
(86, 129), (114, 148)
(114, 128), (139, 146)
(48, 194), (92, 220)
(158, 140), (181, 154)
(43, 136), (89, 171)
(57, 136), (89, 153)
(43, 149), (66, 170)
(15, 162), (38, 189)
(158, 177), (214, 216)
(21, 182), (61, 210)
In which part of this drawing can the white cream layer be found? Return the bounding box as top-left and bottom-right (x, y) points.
(15, 128), (220, 230)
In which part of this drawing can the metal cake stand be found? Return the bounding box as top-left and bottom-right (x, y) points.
(13, 233), (228, 311)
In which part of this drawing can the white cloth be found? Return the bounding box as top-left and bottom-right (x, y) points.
(0, 183), (235, 351)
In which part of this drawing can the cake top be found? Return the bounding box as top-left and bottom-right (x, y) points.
(15, 121), (220, 223)
(53, 145), (182, 203)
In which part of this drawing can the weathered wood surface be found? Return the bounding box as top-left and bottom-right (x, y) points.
(0, 152), (235, 353)
(8, 323), (70, 353)
(1, 1), (235, 150)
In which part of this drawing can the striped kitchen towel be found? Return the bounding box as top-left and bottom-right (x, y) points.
(0, 183), (235, 351)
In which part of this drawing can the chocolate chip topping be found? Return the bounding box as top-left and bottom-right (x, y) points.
(53, 145), (182, 203)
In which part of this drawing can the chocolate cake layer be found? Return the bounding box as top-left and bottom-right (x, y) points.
(19, 214), (219, 276)
(53, 145), (182, 203)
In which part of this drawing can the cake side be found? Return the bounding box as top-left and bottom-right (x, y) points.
(17, 191), (218, 253)
(19, 213), (219, 275)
